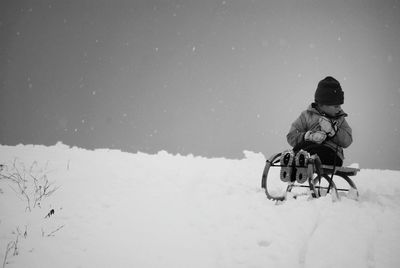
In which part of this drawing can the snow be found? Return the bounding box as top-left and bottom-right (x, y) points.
(1, 143), (400, 268)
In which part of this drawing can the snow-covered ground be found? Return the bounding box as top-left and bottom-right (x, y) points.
(1, 143), (400, 268)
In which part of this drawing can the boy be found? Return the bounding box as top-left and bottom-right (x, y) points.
(281, 76), (353, 181)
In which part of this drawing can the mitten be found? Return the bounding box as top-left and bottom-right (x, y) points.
(319, 117), (338, 137)
(305, 130), (327, 144)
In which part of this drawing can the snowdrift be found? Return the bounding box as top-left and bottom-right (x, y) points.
(1, 143), (400, 268)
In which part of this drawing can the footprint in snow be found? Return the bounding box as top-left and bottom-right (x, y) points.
(258, 240), (271, 247)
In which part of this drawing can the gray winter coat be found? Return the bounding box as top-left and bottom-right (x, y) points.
(286, 104), (353, 160)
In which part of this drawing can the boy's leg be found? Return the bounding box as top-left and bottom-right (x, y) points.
(294, 149), (310, 183)
(280, 149), (295, 182)
(307, 146), (343, 166)
(293, 142), (342, 166)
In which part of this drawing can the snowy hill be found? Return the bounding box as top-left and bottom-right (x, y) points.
(1, 144), (400, 268)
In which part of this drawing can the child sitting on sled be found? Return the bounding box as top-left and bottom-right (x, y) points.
(281, 76), (353, 182)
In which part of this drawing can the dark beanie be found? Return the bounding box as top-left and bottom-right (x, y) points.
(314, 76), (344, 105)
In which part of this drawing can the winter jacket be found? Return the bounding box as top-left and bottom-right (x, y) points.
(286, 103), (353, 160)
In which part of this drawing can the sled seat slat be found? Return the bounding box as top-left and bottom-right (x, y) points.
(321, 165), (360, 176)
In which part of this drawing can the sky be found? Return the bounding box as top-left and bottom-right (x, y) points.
(1, 0), (400, 170)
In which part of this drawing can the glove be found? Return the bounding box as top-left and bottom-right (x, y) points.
(319, 117), (337, 137)
(305, 130), (327, 144)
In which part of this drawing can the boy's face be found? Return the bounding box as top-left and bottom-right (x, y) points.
(319, 104), (342, 117)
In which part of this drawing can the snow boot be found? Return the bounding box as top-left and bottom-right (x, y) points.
(295, 150), (311, 183)
(280, 150), (295, 182)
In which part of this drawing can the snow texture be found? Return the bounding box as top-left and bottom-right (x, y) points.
(1, 143), (400, 268)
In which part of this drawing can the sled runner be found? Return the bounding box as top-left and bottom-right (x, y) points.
(261, 151), (360, 201)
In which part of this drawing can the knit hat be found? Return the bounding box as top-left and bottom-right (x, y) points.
(314, 76), (344, 105)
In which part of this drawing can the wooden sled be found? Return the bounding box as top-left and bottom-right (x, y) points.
(261, 152), (360, 201)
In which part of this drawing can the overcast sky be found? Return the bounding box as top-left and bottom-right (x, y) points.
(1, 0), (399, 170)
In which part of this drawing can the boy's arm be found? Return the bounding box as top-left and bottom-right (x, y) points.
(286, 113), (307, 147)
(330, 118), (353, 148)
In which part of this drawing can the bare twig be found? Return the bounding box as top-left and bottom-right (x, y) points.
(23, 226), (28, 239)
(2, 234), (19, 268)
(12, 237), (19, 256)
(0, 160), (58, 211)
(2, 241), (14, 268)
(44, 225), (65, 237)
(28, 161), (38, 174)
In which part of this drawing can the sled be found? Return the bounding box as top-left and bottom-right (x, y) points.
(261, 152), (360, 201)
